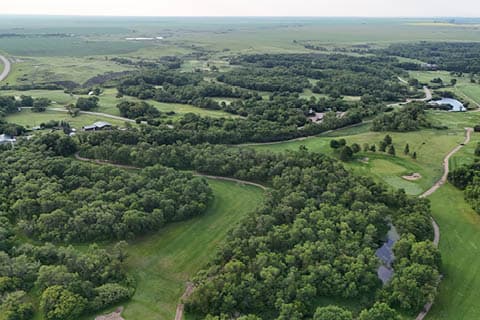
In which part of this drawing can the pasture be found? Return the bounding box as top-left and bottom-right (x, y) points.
(4, 56), (134, 86)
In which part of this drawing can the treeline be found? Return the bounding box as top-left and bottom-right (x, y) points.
(372, 103), (431, 132)
(217, 68), (311, 93)
(117, 100), (160, 119)
(1, 237), (133, 320)
(76, 110), (362, 145)
(0, 139), (212, 242)
(228, 53), (411, 101)
(381, 42), (480, 73)
(76, 139), (439, 318)
(449, 158), (480, 213)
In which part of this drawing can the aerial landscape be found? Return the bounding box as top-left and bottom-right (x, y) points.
(1, 1), (480, 320)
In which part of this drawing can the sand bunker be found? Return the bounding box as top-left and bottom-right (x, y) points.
(95, 307), (124, 320)
(402, 173), (422, 181)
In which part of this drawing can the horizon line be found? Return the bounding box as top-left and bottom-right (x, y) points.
(0, 13), (479, 19)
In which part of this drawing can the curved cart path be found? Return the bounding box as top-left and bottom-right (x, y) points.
(50, 107), (136, 123)
(416, 127), (473, 320)
(0, 55), (11, 82)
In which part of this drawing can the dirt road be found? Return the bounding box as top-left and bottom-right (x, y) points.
(0, 55), (11, 82)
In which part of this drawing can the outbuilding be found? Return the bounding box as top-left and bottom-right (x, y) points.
(0, 134), (16, 145)
(82, 121), (112, 131)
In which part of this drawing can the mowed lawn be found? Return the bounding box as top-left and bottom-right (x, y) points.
(1, 88), (239, 119)
(245, 125), (463, 195)
(119, 179), (264, 320)
(425, 127), (480, 319)
(5, 109), (129, 129)
(427, 184), (480, 320)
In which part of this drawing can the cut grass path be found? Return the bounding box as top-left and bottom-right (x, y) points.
(122, 179), (264, 320)
(73, 154), (266, 320)
(426, 130), (480, 320)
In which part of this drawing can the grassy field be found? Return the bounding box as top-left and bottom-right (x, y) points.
(118, 179), (264, 320)
(245, 125), (460, 195)
(427, 129), (480, 320)
(1, 88), (239, 119)
(5, 56), (134, 86)
(5, 109), (129, 129)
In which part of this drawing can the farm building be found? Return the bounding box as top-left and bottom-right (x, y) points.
(83, 121), (112, 131)
(0, 134), (16, 145)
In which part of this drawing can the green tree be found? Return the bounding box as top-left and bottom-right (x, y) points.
(388, 145), (396, 156)
(359, 302), (401, 320)
(351, 143), (361, 154)
(475, 143), (480, 157)
(313, 305), (353, 320)
(384, 135), (392, 145)
(379, 141), (387, 152)
(370, 144), (376, 152)
(40, 286), (86, 320)
(0, 291), (34, 320)
(330, 140), (340, 149)
(404, 143), (410, 155)
(339, 146), (354, 162)
(412, 152), (417, 160)
(363, 143), (370, 152)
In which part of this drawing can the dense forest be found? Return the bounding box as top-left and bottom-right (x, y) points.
(448, 157), (480, 213)
(227, 53), (412, 100)
(0, 135), (214, 319)
(382, 42), (480, 73)
(371, 103), (431, 132)
(75, 135), (440, 319)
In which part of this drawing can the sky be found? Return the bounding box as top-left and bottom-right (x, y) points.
(1, 0), (479, 17)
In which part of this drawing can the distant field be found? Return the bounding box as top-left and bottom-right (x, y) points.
(5, 56), (134, 86)
(0, 36), (151, 57)
(120, 179), (264, 320)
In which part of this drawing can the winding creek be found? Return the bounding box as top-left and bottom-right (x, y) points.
(376, 223), (400, 284)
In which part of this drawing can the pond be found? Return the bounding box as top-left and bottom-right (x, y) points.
(376, 223), (400, 284)
(430, 98), (466, 112)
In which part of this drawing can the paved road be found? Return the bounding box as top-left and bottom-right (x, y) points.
(415, 127), (473, 320)
(0, 55), (11, 82)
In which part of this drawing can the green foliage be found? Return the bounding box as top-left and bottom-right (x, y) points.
(116, 100), (161, 119)
(358, 302), (401, 320)
(40, 285), (86, 320)
(388, 145), (396, 156)
(75, 96), (99, 111)
(0, 147), (212, 242)
(372, 103), (430, 132)
(313, 306), (353, 320)
(32, 97), (51, 112)
(448, 161), (480, 212)
(383, 42), (480, 73)
(0, 291), (34, 320)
